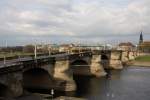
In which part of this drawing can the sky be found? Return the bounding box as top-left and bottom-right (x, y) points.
(0, 0), (150, 46)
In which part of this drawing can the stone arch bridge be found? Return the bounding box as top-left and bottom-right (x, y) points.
(0, 50), (137, 97)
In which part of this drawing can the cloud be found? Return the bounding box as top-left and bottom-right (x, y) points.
(0, 0), (150, 45)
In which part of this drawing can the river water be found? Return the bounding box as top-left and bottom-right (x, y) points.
(63, 66), (150, 100)
(25, 66), (150, 100)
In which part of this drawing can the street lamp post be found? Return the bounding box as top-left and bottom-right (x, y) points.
(18, 54), (21, 62)
(34, 44), (37, 59)
(3, 56), (6, 65)
(48, 48), (51, 56)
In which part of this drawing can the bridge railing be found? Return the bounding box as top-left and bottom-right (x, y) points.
(0, 63), (23, 74)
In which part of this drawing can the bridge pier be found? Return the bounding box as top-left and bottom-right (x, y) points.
(90, 55), (106, 77)
(128, 51), (135, 60)
(0, 72), (23, 97)
(54, 60), (76, 91)
(122, 51), (129, 63)
(110, 51), (123, 69)
(134, 51), (138, 58)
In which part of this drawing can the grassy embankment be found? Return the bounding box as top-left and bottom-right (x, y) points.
(135, 55), (150, 62)
(0, 52), (33, 58)
(128, 55), (150, 67)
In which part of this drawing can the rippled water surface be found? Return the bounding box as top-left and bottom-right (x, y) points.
(26, 66), (150, 100)
(72, 66), (150, 100)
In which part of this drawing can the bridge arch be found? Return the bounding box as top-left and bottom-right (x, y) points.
(101, 54), (110, 70)
(70, 59), (90, 76)
(70, 59), (92, 91)
(101, 54), (109, 60)
(71, 59), (89, 66)
(23, 68), (54, 90)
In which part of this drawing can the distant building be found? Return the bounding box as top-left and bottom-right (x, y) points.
(138, 32), (150, 53)
(138, 41), (150, 53)
(48, 44), (59, 54)
(59, 44), (75, 53)
(118, 42), (135, 51)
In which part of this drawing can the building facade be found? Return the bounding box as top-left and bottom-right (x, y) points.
(118, 42), (135, 51)
(138, 32), (150, 53)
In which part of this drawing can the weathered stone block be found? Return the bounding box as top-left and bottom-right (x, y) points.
(129, 52), (135, 60)
(0, 72), (23, 97)
(54, 60), (76, 91)
(109, 60), (123, 69)
(90, 55), (106, 77)
(111, 52), (121, 60)
(122, 51), (129, 62)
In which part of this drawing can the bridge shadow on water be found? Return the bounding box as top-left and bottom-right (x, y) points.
(23, 67), (75, 98)
(0, 83), (13, 97)
(23, 68), (55, 94)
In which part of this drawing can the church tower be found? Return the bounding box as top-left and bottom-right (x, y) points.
(139, 31), (143, 44)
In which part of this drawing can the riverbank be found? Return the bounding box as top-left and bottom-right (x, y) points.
(127, 55), (150, 67)
(127, 61), (150, 67)
(0, 94), (86, 100)
(135, 55), (150, 62)
(55, 96), (87, 100)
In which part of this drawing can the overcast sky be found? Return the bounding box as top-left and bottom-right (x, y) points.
(0, 0), (150, 46)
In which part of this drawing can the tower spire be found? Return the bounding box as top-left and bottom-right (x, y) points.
(139, 31), (143, 44)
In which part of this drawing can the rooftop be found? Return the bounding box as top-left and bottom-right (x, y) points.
(119, 42), (135, 47)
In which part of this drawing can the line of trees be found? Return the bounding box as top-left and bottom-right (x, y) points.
(0, 46), (23, 53)
(0, 45), (50, 53)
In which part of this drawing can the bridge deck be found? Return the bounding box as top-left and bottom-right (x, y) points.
(0, 52), (92, 68)
(0, 50), (121, 74)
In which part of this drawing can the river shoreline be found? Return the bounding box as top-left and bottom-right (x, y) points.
(126, 60), (150, 67)
(0, 94), (86, 100)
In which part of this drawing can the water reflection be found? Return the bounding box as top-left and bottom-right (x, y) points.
(73, 66), (150, 100)
(26, 66), (150, 100)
